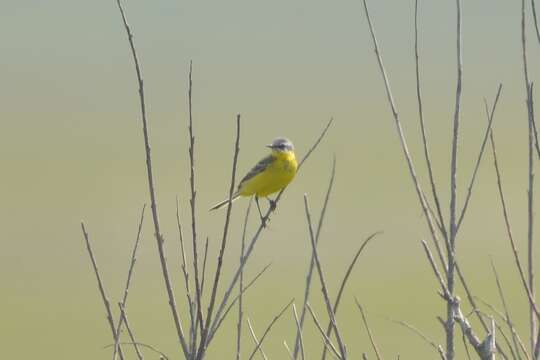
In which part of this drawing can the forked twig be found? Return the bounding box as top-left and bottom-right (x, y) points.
(247, 318), (268, 360)
(247, 300), (294, 360)
(292, 304), (305, 360)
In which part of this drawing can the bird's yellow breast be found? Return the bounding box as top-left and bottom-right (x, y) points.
(238, 151), (298, 197)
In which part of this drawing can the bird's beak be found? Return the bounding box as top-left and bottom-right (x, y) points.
(266, 144), (273, 149)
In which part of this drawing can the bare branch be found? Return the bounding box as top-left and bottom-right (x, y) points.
(118, 303), (144, 360)
(522, 0), (538, 349)
(491, 259), (523, 360)
(113, 205), (146, 359)
(414, 0), (446, 237)
(209, 263), (272, 342)
(304, 195), (347, 358)
(307, 303), (342, 360)
(113, 0), (189, 354)
(237, 200), (252, 360)
(197, 115), (242, 359)
(81, 222), (125, 360)
(105, 342), (169, 360)
(321, 231), (381, 360)
(247, 318), (268, 360)
(247, 300), (294, 360)
(389, 318), (445, 360)
(355, 299), (383, 360)
(456, 84), (503, 231)
(297, 156), (336, 360)
(292, 304), (305, 360)
(361, 0), (448, 275)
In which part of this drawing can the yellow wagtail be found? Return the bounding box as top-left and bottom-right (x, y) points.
(209, 137), (298, 225)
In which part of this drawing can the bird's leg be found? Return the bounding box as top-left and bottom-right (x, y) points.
(266, 197), (277, 211)
(255, 196), (267, 227)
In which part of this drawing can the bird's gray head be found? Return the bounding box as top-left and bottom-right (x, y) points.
(267, 137), (294, 152)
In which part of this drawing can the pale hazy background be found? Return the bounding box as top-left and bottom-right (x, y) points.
(1, 0), (539, 358)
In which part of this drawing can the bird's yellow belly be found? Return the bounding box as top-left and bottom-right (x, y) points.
(238, 158), (297, 197)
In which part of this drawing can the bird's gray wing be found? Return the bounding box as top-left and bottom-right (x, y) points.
(238, 155), (274, 188)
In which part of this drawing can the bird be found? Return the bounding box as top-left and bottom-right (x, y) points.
(209, 137), (298, 226)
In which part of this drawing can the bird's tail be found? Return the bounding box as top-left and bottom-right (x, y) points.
(209, 193), (241, 211)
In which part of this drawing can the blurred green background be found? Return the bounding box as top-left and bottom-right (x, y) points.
(2, 0), (540, 358)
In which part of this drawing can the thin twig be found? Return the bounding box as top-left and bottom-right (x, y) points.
(361, 0), (448, 276)
(532, 0), (540, 46)
(307, 303), (342, 360)
(522, 0), (538, 351)
(456, 84), (503, 231)
(292, 304), (305, 360)
(247, 300), (294, 360)
(462, 332), (472, 360)
(296, 156), (337, 360)
(114, 0), (189, 355)
(200, 236), (210, 297)
(187, 61), (205, 346)
(176, 197), (196, 353)
(210, 263), (272, 341)
(113, 205), (146, 359)
(446, 0), (464, 356)
(414, 0), (447, 238)
(247, 318), (268, 360)
(118, 303), (144, 360)
(355, 299), (383, 360)
(237, 200), (252, 360)
(491, 259), (523, 360)
(321, 231), (381, 360)
(105, 342), (168, 359)
(420, 240), (452, 301)
(488, 105), (540, 324)
(196, 114), (241, 359)
(389, 318), (445, 360)
(304, 195), (347, 358)
(284, 341), (295, 360)
(81, 223), (125, 360)
(209, 119), (333, 340)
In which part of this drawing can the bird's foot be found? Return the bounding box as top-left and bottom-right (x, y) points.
(268, 199), (277, 211)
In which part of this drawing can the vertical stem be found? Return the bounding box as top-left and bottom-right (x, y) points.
(447, 0), (463, 358)
(187, 62), (205, 346)
(522, 0), (537, 351)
